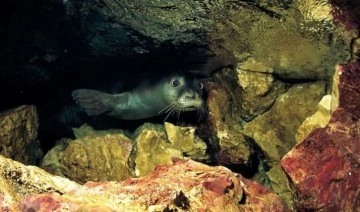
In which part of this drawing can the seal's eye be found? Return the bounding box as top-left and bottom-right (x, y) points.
(199, 82), (203, 89)
(170, 78), (181, 87)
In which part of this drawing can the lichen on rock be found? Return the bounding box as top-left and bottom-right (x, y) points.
(57, 125), (134, 183)
(204, 77), (252, 167)
(134, 122), (208, 177)
(0, 105), (43, 165)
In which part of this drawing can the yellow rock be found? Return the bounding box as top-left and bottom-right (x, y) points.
(59, 127), (134, 183)
(296, 95), (332, 142)
(164, 122), (207, 160)
(134, 123), (183, 177)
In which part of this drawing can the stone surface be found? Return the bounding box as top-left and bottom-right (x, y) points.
(282, 109), (360, 211)
(243, 82), (326, 207)
(281, 62), (360, 211)
(227, 0), (350, 80)
(205, 79), (252, 166)
(14, 159), (289, 211)
(236, 69), (288, 121)
(338, 62), (360, 118)
(296, 94), (332, 143)
(0, 105), (42, 165)
(0, 155), (79, 211)
(164, 122), (208, 161)
(133, 123), (184, 177)
(40, 138), (70, 177)
(267, 163), (293, 208)
(244, 82), (326, 164)
(43, 123), (209, 181)
(59, 128), (134, 184)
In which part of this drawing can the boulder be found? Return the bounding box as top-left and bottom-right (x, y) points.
(281, 62), (360, 211)
(0, 105), (42, 165)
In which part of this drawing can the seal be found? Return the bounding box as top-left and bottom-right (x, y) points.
(72, 72), (206, 121)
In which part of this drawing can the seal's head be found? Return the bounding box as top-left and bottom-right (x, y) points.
(159, 73), (206, 120)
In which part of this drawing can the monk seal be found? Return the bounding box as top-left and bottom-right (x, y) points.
(72, 72), (206, 121)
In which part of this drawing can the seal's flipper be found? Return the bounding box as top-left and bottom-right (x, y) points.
(72, 89), (114, 116)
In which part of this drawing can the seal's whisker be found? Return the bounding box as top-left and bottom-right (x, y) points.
(163, 104), (176, 121)
(163, 110), (172, 121)
(165, 104), (176, 113)
(158, 104), (172, 114)
(176, 107), (181, 119)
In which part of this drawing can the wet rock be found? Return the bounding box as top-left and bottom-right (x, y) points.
(267, 163), (293, 208)
(338, 62), (360, 118)
(214, 0), (351, 81)
(244, 82), (326, 164)
(40, 138), (70, 177)
(14, 159), (289, 211)
(281, 62), (360, 211)
(282, 109), (360, 210)
(296, 94), (332, 142)
(212, 66), (286, 122)
(44, 123), (208, 180)
(205, 79), (252, 166)
(243, 82), (326, 206)
(134, 123), (208, 176)
(72, 124), (127, 139)
(236, 69), (288, 121)
(0, 105), (42, 165)
(164, 122), (208, 161)
(0, 155), (79, 211)
(59, 125), (134, 183)
(134, 123), (182, 177)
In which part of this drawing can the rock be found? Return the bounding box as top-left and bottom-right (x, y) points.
(15, 159), (289, 211)
(0, 105), (42, 165)
(59, 125), (134, 183)
(0, 155), (79, 211)
(267, 163), (293, 208)
(351, 37), (360, 61)
(164, 122), (208, 161)
(296, 94), (332, 142)
(44, 123), (209, 180)
(282, 109), (360, 211)
(338, 62), (360, 118)
(281, 62), (360, 211)
(205, 79), (252, 166)
(133, 123), (185, 176)
(40, 138), (70, 177)
(214, 0), (351, 81)
(243, 82), (326, 207)
(72, 124), (127, 139)
(244, 82), (326, 164)
(236, 69), (287, 121)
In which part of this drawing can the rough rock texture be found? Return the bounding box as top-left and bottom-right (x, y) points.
(0, 105), (42, 165)
(134, 123), (183, 177)
(244, 82), (326, 164)
(134, 122), (208, 177)
(40, 138), (70, 177)
(296, 94), (332, 143)
(243, 82), (326, 206)
(204, 78), (252, 166)
(41, 124), (134, 183)
(59, 134), (134, 184)
(42, 122), (209, 181)
(0, 155), (80, 211)
(221, 0), (350, 81)
(8, 158), (288, 211)
(281, 62), (360, 211)
(236, 69), (288, 121)
(164, 122), (208, 161)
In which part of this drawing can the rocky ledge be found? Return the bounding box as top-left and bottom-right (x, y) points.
(0, 157), (288, 211)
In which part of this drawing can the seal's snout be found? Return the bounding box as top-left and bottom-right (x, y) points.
(184, 89), (196, 100)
